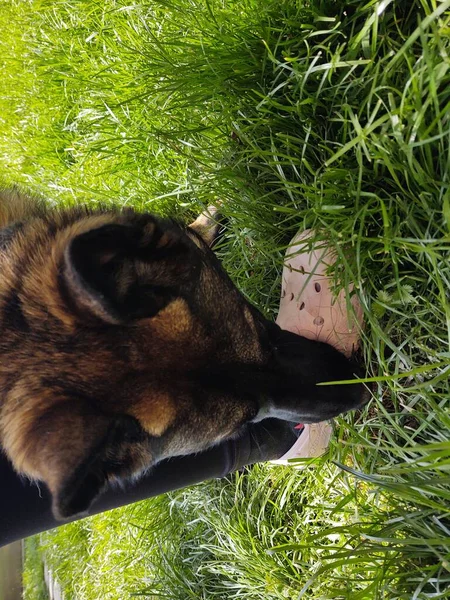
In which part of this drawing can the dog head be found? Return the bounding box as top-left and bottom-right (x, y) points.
(0, 200), (367, 519)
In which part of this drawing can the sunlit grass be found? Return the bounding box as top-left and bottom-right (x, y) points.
(8, 0), (450, 598)
(23, 537), (48, 600)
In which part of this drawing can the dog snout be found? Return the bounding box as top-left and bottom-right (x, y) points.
(254, 324), (370, 423)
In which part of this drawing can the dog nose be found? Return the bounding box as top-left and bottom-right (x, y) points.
(358, 384), (372, 408)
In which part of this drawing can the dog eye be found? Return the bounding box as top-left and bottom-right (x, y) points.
(270, 345), (280, 360)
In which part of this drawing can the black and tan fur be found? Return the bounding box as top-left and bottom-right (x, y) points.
(0, 190), (367, 519)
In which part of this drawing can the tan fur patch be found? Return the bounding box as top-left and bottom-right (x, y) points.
(244, 306), (258, 336)
(149, 298), (194, 341)
(0, 188), (41, 227)
(156, 232), (172, 248)
(1, 383), (57, 477)
(188, 206), (219, 247)
(130, 393), (176, 437)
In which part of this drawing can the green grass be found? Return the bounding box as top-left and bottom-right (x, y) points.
(5, 0), (450, 598)
(23, 537), (48, 600)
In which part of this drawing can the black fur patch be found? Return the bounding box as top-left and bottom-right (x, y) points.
(1, 290), (29, 333)
(0, 223), (23, 250)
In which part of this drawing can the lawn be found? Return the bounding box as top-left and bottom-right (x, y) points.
(2, 0), (449, 598)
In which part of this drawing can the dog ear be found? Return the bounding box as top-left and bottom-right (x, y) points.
(53, 413), (152, 520)
(62, 219), (197, 324)
(188, 206), (222, 247)
(28, 402), (154, 520)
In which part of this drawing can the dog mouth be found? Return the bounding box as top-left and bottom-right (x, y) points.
(251, 396), (319, 423)
(252, 398), (363, 425)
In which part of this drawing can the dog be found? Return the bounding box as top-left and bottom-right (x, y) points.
(0, 189), (367, 520)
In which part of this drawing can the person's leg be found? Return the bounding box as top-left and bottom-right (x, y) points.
(0, 418), (298, 548)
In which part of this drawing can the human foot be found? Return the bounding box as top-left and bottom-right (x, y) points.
(272, 230), (363, 463)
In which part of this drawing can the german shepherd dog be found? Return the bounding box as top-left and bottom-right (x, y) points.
(0, 190), (367, 520)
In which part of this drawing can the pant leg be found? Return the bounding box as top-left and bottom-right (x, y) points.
(0, 419), (297, 548)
